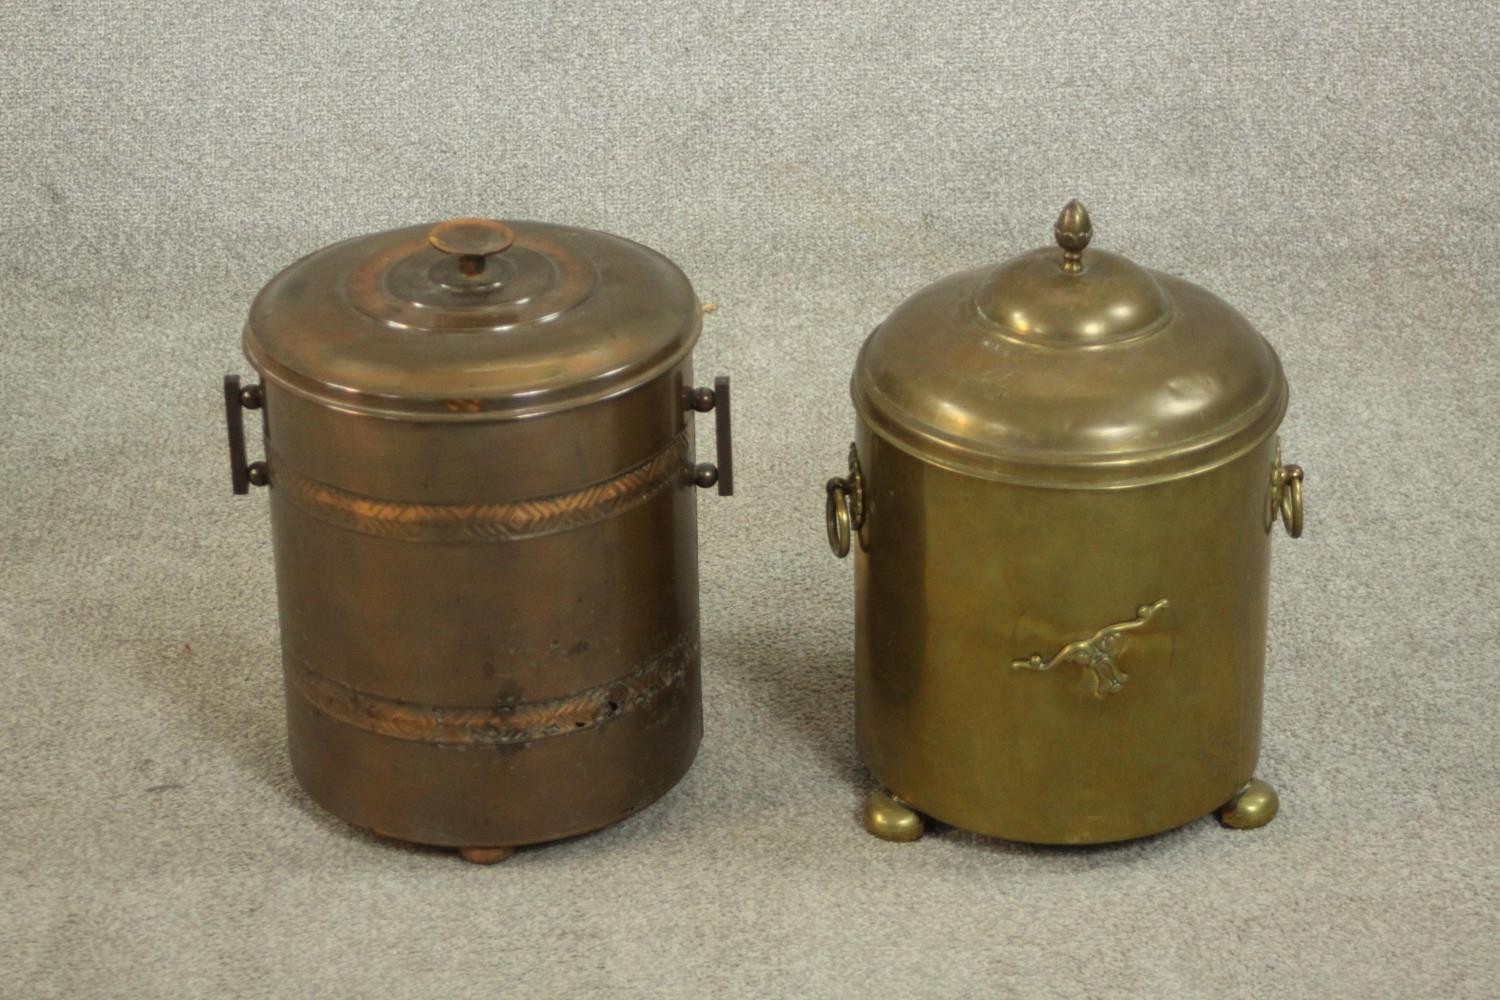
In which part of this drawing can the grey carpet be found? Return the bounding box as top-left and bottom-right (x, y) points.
(2, 2), (1497, 997)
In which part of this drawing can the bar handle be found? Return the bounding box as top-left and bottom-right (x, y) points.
(223, 374), (268, 495)
(688, 376), (733, 496)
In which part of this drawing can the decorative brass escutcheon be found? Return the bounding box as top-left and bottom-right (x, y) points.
(1012, 599), (1170, 697)
(1269, 447), (1304, 538)
(826, 443), (865, 558)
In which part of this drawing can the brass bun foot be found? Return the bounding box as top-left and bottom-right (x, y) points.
(1217, 778), (1280, 830)
(459, 846), (517, 865)
(863, 789), (925, 843)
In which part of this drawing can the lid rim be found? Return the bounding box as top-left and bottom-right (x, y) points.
(242, 316), (701, 422)
(851, 226), (1291, 489)
(851, 367), (1289, 489)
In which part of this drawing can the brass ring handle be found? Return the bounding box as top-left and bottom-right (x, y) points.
(827, 479), (852, 558)
(1279, 464), (1304, 538)
(826, 443), (865, 559)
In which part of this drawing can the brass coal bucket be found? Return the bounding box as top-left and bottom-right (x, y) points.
(224, 217), (732, 863)
(826, 201), (1304, 845)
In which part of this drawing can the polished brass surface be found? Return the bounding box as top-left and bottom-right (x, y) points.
(226, 216), (731, 858)
(851, 201), (1286, 488)
(1012, 598), (1170, 697)
(1217, 778), (1280, 830)
(850, 431), (1276, 843)
(835, 201), (1303, 846)
(862, 789), (925, 843)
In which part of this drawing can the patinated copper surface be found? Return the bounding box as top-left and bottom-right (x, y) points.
(265, 430), (691, 543)
(225, 216), (731, 861)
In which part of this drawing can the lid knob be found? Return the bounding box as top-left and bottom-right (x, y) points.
(428, 218), (516, 277)
(1053, 199), (1092, 274)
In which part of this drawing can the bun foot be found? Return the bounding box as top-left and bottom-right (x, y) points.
(863, 788), (925, 843)
(459, 846), (516, 865)
(1217, 778), (1279, 830)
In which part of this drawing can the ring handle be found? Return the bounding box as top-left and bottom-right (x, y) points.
(827, 479), (852, 558)
(825, 443), (865, 558)
(1268, 448), (1305, 539)
(1279, 464), (1304, 538)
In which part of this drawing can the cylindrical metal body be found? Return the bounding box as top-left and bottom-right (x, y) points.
(853, 425), (1277, 844)
(225, 217), (733, 853)
(830, 201), (1303, 845)
(263, 372), (701, 848)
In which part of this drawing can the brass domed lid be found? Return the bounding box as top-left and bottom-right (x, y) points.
(852, 200), (1288, 487)
(243, 217), (700, 420)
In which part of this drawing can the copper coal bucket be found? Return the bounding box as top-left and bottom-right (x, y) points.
(224, 217), (732, 863)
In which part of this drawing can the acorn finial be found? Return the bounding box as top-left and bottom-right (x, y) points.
(1054, 199), (1092, 274)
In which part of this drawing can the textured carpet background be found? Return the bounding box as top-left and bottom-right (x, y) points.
(3, 2), (1498, 997)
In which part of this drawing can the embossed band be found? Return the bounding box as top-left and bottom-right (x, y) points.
(290, 637), (696, 746)
(268, 430), (689, 542)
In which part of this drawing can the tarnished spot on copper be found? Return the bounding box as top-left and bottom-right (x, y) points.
(268, 430), (690, 542)
(290, 637), (696, 746)
(1012, 599), (1170, 697)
